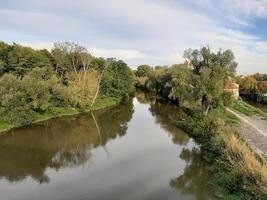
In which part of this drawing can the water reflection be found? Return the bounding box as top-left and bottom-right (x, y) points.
(0, 100), (134, 184)
(0, 93), (215, 200)
(149, 101), (189, 145)
(142, 96), (215, 200)
(170, 147), (215, 200)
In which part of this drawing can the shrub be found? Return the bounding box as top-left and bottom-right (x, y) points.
(0, 74), (33, 126)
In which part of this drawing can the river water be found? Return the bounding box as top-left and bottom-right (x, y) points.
(0, 93), (215, 200)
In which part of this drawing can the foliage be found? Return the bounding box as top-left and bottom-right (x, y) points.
(168, 64), (193, 105)
(251, 73), (267, 82)
(101, 59), (135, 98)
(0, 74), (33, 126)
(236, 76), (257, 91)
(22, 67), (55, 111)
(67, 70), (98, 107)
(0, 42), (52, 77)
(137, 47), (237, 113)
(257, 81), (267, 96)
(135, 76), (149, 89)
(184, 47), (236, 114)
(0, 41), (134, 129)
(135, 64), (152, 77)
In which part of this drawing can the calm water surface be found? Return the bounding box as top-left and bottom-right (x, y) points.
(0, 93), (214, 200)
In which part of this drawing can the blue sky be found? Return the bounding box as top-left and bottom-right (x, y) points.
(0, 0), (266, 74)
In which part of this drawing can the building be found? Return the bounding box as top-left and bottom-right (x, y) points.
(224, 82), (239, 100)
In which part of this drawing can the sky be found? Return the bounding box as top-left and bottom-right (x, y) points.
(0, 0), (266, 74)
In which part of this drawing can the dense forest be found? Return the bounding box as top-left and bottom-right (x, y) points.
(0, 41), (135, 127)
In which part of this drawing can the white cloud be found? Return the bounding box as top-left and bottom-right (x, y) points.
(224, 0), (267, 17)
(20, 41), (54, 50)
(0, 0), (266, 74)
(91, 48), (149, 60)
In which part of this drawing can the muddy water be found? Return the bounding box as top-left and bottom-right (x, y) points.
(0, 93), (214, 200)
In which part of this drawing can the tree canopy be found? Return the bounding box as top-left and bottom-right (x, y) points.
(0, 41), (135, 126)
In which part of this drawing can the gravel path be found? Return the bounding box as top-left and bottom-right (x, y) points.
(227, 108), (267, 156)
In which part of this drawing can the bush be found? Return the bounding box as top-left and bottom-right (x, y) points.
(0, 74), (33, 126)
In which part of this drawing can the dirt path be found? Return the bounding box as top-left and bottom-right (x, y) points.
(227, 108), (267, 156)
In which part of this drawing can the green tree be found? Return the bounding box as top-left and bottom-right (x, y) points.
(22, 67), (54, 111)
(51, 42), (86, 82)
(184, 47), (237, 74)
(135, 64), (152, 77)
(0, 74), (33, 126)
(101, 59), (135, 98)
(168, 65), (193, 106)
(7, 43), (52, 77)
(184, 47), (237, 114)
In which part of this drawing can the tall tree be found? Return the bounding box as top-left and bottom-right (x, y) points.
(184, 47), (237, 114)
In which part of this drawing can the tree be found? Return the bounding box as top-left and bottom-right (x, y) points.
(135, 64), (152, 77)
(6, 43), (52, 77)
(168, 65), (193, 106)
(67, 70), (98, 108)
(101, 60), (135, 98)
(257, 81), (267, 100)
(90, 58), (106, 107)
(184, 47), (237, 114)
(237, 76), (257, 91)
(184, 47), (237, 74)
(0, 74), (33, 126)
(51, 42), (86, 82)
(22, 67), (54, 111)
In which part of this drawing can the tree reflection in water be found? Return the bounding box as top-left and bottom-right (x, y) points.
(170, 147), (215, 200)
(0, 99), (134, 184)
(149, 101), (189, 146)
(143, 94), (215, 200)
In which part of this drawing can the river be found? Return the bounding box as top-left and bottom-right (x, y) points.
(0, 93), (215, 200)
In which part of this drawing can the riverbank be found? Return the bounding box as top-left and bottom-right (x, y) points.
(231, 101), (267, 119)
(0, 97), (121, 134)
(242, 98), (267, 113)
(177, 106), (267, 199)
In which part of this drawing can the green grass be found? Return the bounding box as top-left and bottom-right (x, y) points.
(0, 97), (120, 133)
(33, 107), (79, 122)
(224, 110), (240, 125)
(231, 101), (267, 118)
(84, 97), (120, 112)
(207, 107), (240, 125)
(0, 121), (11, 132)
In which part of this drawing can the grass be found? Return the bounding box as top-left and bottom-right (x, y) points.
(0, 121), (10, 132)
(213, 119), (267, 199)
(0, 97), (120, 133)
(206, 107), (240, 125)
(231, 101), (267, 119)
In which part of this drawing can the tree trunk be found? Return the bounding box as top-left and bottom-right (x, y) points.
(90, 70), (104, 107)
(202, 94), (210, 115)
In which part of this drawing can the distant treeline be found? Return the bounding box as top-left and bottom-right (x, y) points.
(236, 73), (267, 104)
(0, 41), (135, 126)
